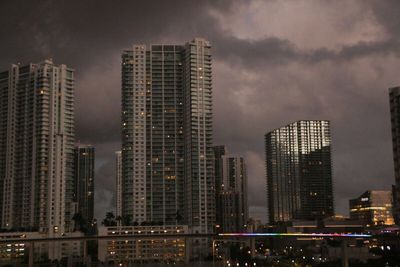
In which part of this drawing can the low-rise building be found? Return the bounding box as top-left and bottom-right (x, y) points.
(98, 225), (188, 264)
(0, 231), (84, 264)
(350, 190), (394, 226)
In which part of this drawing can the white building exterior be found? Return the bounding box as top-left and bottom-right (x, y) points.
(0, 60), (75, 234)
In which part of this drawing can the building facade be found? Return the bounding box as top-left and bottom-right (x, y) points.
(265, 120), (334, 224)
(115, 151), (122, 218)
(216, 154), (248, 232)
(212, 145), (227, 229)
(389, 86), (400, 224)
(73, 145), (95, 226)
(349, 190), (394, 226)
(0, 60), (75, 234)
(182, 39), (214, 234)
(0, 231), (84, 263)
(121, 38), (214, 233)
(98, 225), (188, 264)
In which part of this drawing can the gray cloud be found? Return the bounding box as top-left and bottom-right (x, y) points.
(1, 0), (399, 222)
(213, 34), (400, 70)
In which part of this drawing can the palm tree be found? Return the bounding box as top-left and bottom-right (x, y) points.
(102, 212), (117, 226)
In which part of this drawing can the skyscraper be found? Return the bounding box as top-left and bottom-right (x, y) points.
(121, 38), (214, 233)
(74, 145), (95, 225)
(115, 151), (122, 218)
(182, 39), (214, 234)
(389, 86), (400, 224)
(219, 155), (248, 232)
(0, 59), (75, 234)
(265, 120), (334, 224)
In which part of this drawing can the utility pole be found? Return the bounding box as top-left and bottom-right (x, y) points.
(341, 239), (349, 267)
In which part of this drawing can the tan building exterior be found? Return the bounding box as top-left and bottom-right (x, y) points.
(350, 190), (394, 226)
(98, 225), (188, 264)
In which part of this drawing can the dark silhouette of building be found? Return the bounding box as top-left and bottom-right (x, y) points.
(74, 145), (95, 226)
(213, 146), (248, 232)
(213, 145), (227, 229)
(389, 86), (400, 224)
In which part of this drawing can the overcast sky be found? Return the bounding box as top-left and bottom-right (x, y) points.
(1, 0), (399, 222)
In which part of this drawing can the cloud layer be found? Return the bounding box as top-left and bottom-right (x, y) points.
(1, 0), (399, 221)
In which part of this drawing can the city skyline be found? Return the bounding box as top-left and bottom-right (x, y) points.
(1, 1), (399, 222)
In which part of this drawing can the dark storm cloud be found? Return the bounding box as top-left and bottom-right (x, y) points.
(1, 0), (400, 220)
(369, 0), (400, 36)
(213, 34), (400, 69)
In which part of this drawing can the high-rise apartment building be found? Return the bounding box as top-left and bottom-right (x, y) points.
(389, 86), (400, 224)
(219, 155), (248, 232)
(182, 39), (214, 234)
(74, 145), (95, 225)
(349, 190), (394, 226)
(0, 59), (75, 234)
(115, 151), (122, 218)
(265, 120), (334, 224)
(121, 38), (214, 233)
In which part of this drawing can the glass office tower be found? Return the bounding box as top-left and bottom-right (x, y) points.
(265, 120), (334, 224)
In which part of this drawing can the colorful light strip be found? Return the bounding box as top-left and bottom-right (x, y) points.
(218, 233), (371, 238)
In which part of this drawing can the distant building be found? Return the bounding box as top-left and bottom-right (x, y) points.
(389, 86), (400, 224)
(287, 217), (364, 234)
(213, 148), (248, 232)
(349, 190), (394, 226)
(115, 151), (122, 218)
(221, 155), (248, 232)
(121, 38), (214, 233)
(98, 225), (188, 264)
(247, 218), (263, 232)
(212, 145), (227, 229)
(0, 60), (75, 234)
(265, 120), (334, 224)
(74, 145), (95, 225)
